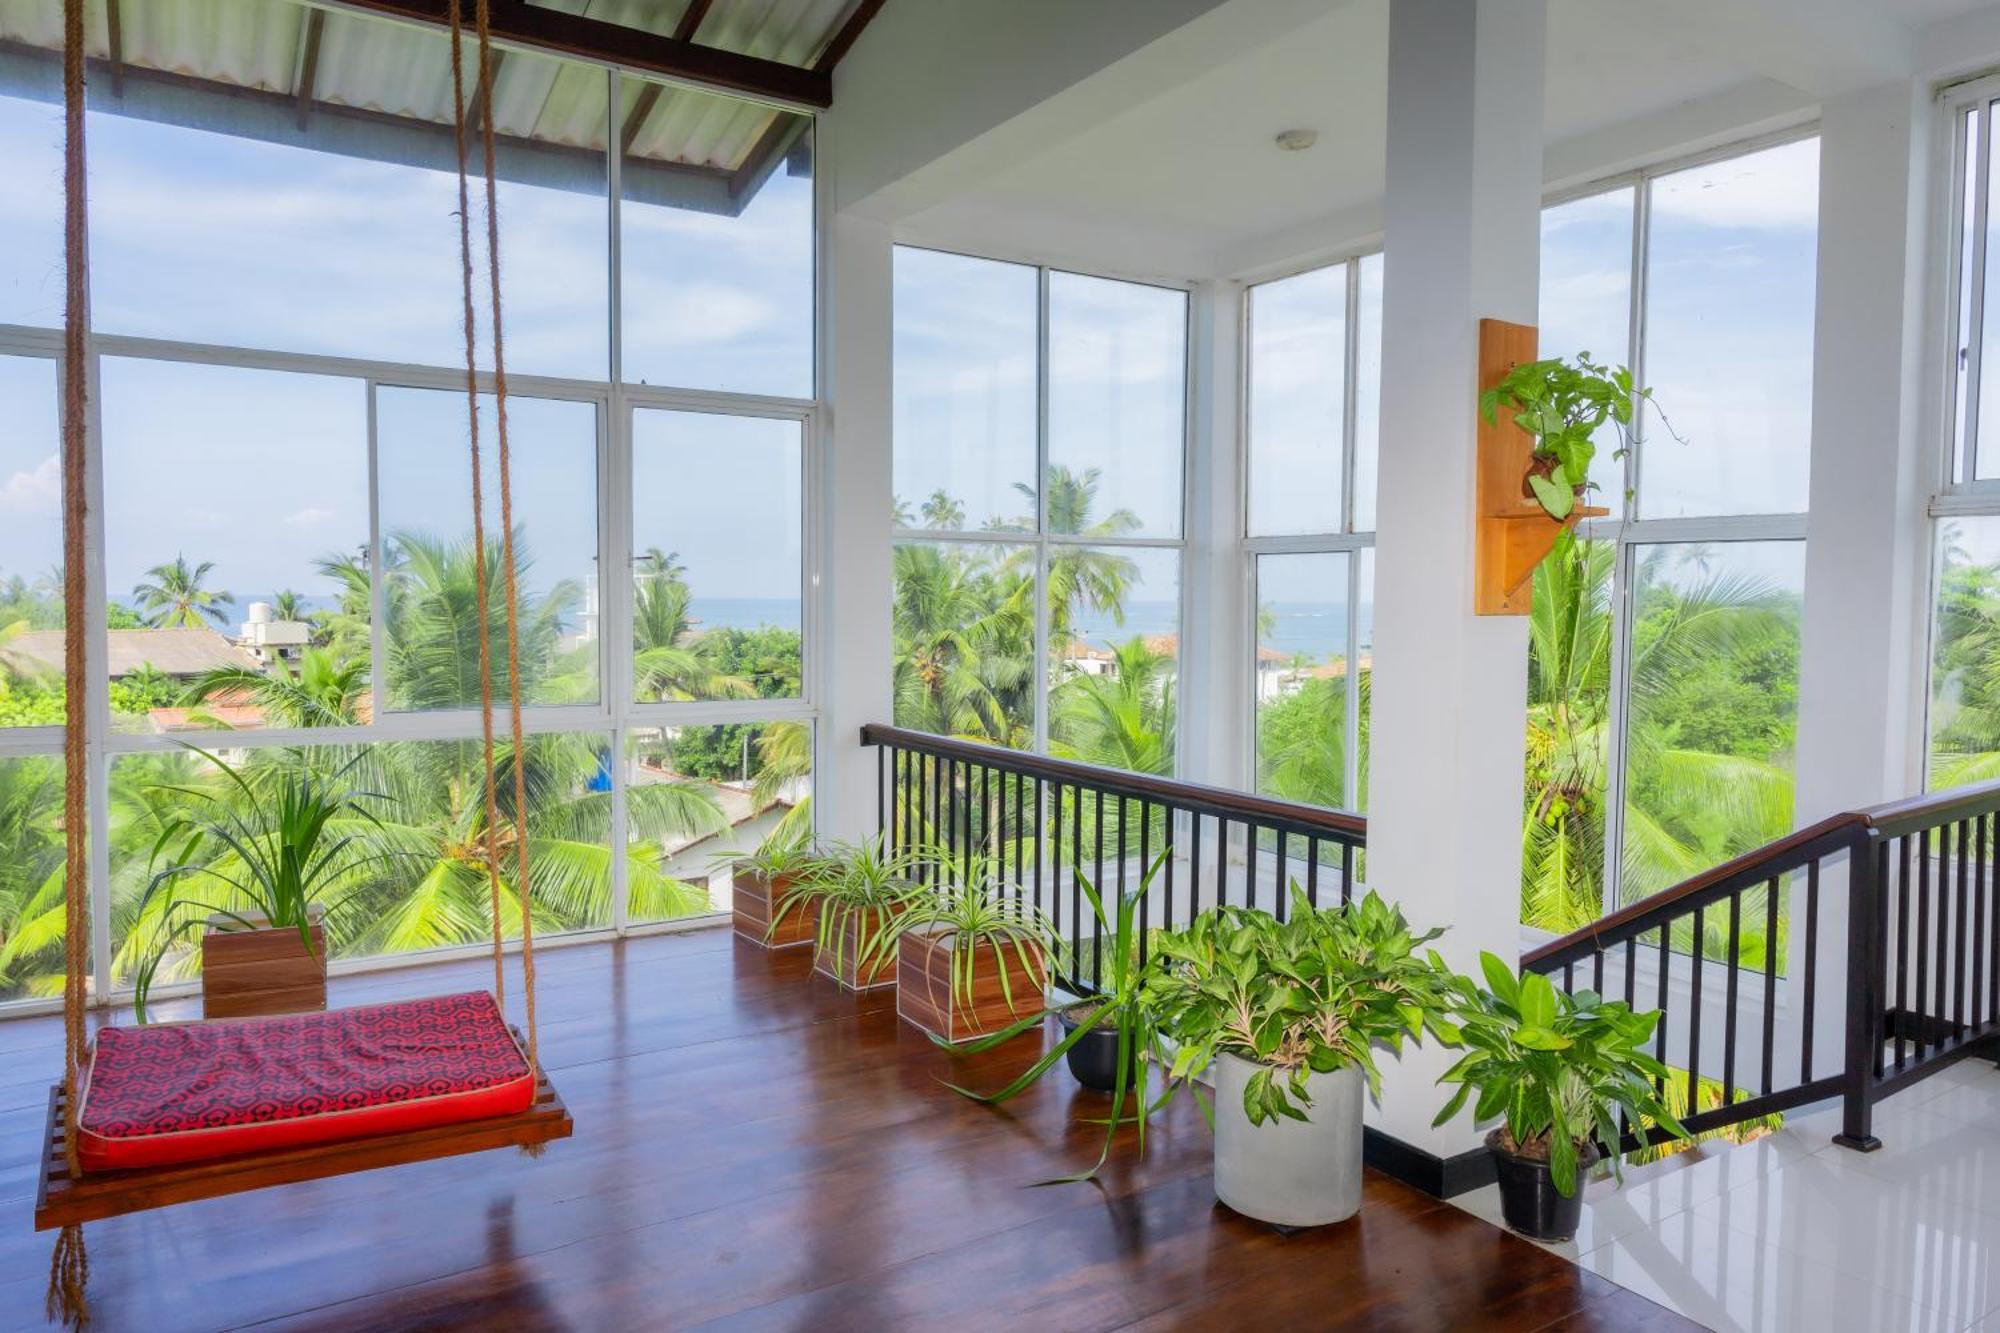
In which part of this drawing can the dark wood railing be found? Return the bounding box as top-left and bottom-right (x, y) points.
(1524, 778), (2000, 1151)
(860, 725), (1365, 991)
(865, 723), (2000, 1153)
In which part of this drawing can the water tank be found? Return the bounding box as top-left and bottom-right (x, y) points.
(247, 602), (273, 625)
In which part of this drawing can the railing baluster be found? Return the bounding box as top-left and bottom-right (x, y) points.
(1094, 789), (1107, 985)
(1958, 819), (1973, 1040)
(1976, 813), (1989, 1033)
(1689, 905), (1706, 1098)
(1188, 812), (1202, 924)
(1139, 797), (1152, 966)
(1898, 834), (1913, 1067)
(1802, 857), (1819, 1084)
(1654, 924), (1671, 1100)
(1247, 820), (1260, 915)
(1341, 841), (1353, 904)
(1591, 949), (1603, 995)
(1722, 896), (1740, 1104)
(1276, 830), (1288, 921)
(1761, 874), (1779, 1097)
(1988, 813), (1998, 1028)
(1217, 817), (1230, 910)
(1307, 836), (1320, 908)
(1919, 827), (1934, 1060)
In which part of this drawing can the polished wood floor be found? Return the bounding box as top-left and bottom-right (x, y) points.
(0, 929), (1693, 1331)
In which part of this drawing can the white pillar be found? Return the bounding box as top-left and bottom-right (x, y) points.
(1791, 81), (1932, 1077)
(1181, 279), (1249, 790)
(817, 211), (896, 844)
(1795, 81), (1932, 822)
(1369, 0), (1545, 1153)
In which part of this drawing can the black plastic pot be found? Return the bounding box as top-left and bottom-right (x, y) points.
(1488, 1130), (1599, 1242)
(1060, 1009), (1138, 1093)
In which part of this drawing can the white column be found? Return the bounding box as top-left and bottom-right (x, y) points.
(1180, 279), (1249, 790)
(1795, 81), (1932, 822)
(817, 211), (897, 844)
(1369, 0), (1545, 1153)
(1791, 80), (1932, 1076)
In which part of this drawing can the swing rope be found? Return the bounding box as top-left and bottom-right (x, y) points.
(449, 0), (541, 1079)
(49, 0), (91, 1322)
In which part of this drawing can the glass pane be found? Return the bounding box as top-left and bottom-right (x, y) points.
(1255, 551), (1352, 808)
(891, 247), (1038, 534)
(1981, 102), (2000, 480)
(0, 356), (64, 728)
(81, 7), (607, 376)
(1931, 518), (2000, 788)
(1353, 254), (1383, 533)
(1247, 266), (1345, 536)
(1539, 187), (1635, 507)
(631, 410), (802, 703)
(620, 80), (813, 397)
(0, 87), (61, 327)
(1048, 546), (1179, 774)
(100, 358), (369, 732)
(1521, 538), (1615, 934)
(377, 387), (600, 712)
(1640, 139), (1819, 517)
(890, 540), (1034, 748)
(1047, 272), (1187, 539)
(0, 754), (66, 1004)
(1623, 541), (1803, 906)
(108, 734), (615, 984)
(625, 721), (813, 923)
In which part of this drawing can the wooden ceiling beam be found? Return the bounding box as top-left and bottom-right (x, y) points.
(620, 80), (663, 156)
(728, 110), (809, 209)
(463, 47), (506, 138)
(104, 0), (125, 97)
(293, 8), (326, 131)
(672, 0), (717, 44)
(324, 0), (831, 109)
(814, 0), (885, 74)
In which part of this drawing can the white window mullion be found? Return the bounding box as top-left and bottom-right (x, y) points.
(1033, 265), (1052, 756)
(1963, 100), (1992, 489)
(83, 343), (114, 1005)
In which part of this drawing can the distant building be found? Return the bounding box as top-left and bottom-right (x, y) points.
(239, 602), (311, 670)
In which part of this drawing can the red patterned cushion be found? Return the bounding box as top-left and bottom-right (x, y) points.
(77, 991), (535, 1172)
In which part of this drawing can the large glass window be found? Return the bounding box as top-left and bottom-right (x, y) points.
(0, 0), (818, 1008)
(1525, 137), (1816, 935)
(1244, 252), (1381, 810)
(891, 248), (1189, 775)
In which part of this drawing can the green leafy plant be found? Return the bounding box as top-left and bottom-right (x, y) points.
(1480, 352), (1654, 521)
(722, 829), (820, 881)
(1433, 952), (1688, 1196)
(770, 834), (923, 978)
(1146, 888), (1459, 1126)
(133, 747), (388, 1021)
(933, 853), (1171, 1184)
(868, 847), (1060, 1018)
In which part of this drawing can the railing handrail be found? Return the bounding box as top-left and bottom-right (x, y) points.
(1859, 776), (2000, 837)
(1520, 813), (1867, 970)
(859, 723), (1367, 843)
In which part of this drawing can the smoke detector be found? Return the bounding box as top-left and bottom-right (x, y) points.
(1274, 128), (1318, 152)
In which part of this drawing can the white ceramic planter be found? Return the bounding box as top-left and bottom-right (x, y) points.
(1212, 1051), (1365, 1226)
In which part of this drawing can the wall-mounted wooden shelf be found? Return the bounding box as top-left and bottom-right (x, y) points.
(1474, 318), (1607, 616)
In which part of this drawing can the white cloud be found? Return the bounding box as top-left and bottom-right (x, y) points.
(1650, 140), (1820, 232)
(284, 506), (337, 527)
(0, 453), (58, 516)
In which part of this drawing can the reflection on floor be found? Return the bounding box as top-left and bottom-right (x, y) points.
(1454, 1060), (2000, 1331)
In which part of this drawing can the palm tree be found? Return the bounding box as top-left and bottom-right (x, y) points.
(269, 589), (308, 623)
(183, 645), (369, 728)
(133, 554), (233, 629)
(632, 548), (754, 703)
(1049, 635), (1175, 776)
(313, 548), (373, 656)
(1010, 466), (1140, 646)
(921, 489), (966, 530)
(0, 755), (65, 1000)
(891, 542), (1033, 745)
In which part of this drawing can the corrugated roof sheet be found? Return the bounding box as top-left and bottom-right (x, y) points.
(3, 627), (260, 678)
(0, 0), (823, 188)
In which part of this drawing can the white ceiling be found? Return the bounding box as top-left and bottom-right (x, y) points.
(893, 0), (2000, 281)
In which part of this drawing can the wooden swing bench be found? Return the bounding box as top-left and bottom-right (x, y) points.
(34, 1000), (572, 1231)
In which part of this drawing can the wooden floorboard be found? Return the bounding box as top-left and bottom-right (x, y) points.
(0, 929), (1694, 1331)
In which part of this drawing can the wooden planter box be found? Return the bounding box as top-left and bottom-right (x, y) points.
(733, 865), (817, 949)
(202, 908), (328, 1020)
(896, 929), (1046, 1043)
(814, 904), (906, 992)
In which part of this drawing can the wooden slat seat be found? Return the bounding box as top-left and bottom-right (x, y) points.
(35, 1036), (570, 1231)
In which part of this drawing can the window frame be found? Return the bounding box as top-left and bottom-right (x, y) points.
(887, 244), (1195, 768)
(1537, 127), (1818, 917)
(1240, 248), (1378, 812)
(0, 49), (823, 1011)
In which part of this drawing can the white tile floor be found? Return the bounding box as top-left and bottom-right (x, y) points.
(1452, 1059), (2000, 1332)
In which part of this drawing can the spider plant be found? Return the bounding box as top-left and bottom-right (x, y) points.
(721, 829), (821, 881)
(771, 834), (923, 979)
(866, 846), (1060, 1018)
(132, 747), (388, 1021)
(933, 851), (1172, 1184)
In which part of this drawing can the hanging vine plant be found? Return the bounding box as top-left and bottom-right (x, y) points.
(1479, 353), (1670, 521)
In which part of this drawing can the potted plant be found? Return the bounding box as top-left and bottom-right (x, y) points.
(931, 855), (1170, 1182)
(1147, 888), (1459, 1227)
(133, 748), (384, 1022)
(726, 833), (822, 950)
(772, 835), (922, 990)
(1434, 953), (1687, 1242)
(1480, 351), (1650, 522)
(872, 849), (1060, 1043)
